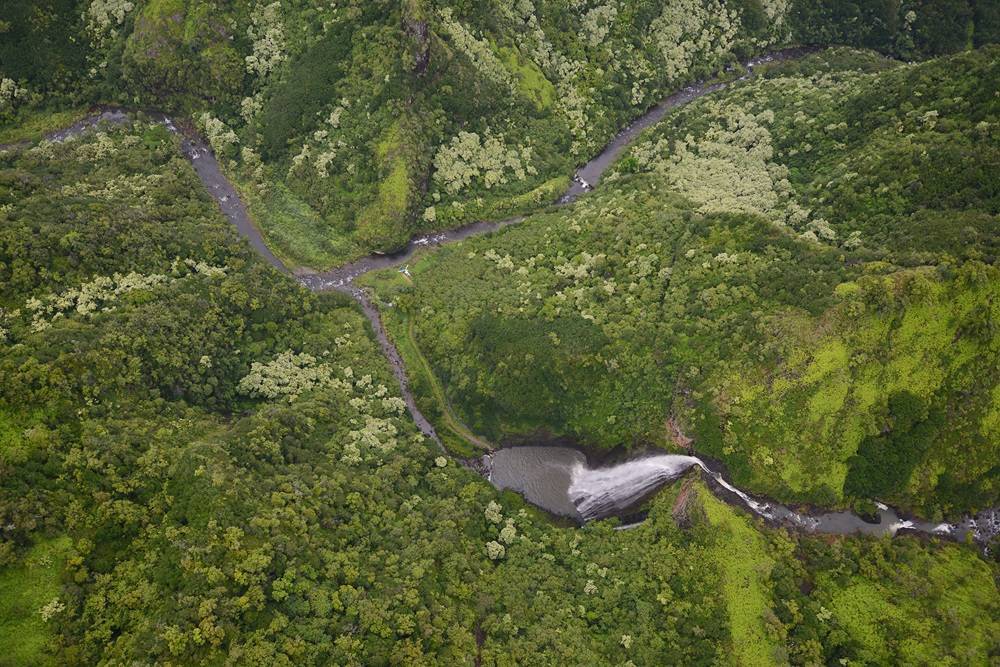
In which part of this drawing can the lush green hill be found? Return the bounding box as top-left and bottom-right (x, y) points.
(3, 0), (997, 266)
(368, 47), (999, 516)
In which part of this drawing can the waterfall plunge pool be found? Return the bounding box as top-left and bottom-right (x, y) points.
(482, 446), (999, 543)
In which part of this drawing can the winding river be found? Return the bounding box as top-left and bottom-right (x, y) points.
(10, 48), (998, 545)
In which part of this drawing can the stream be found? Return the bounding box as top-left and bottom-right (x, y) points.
(11, 48), (997, 545)
(300, 48), (814, 291)
(486, 447), (999, 542)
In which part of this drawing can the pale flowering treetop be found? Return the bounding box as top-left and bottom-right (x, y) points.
(245, 2), (287, 79)
(86, 0), (135, 44)
(485, 540), (506, 560)
(0, 76), (27, 117)
(433, 130), (536, 195)
(237, 351), (340, 402)
(437, 8), (514, 92)
(484, 500), (503, 524)
(24, 259), (226, 332)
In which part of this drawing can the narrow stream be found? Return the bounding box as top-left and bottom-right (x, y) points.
(14, 47), (997, 545)
(300, 48), (815, 291)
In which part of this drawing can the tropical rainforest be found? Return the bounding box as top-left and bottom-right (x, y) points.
(0, 1), (998, 665)
(371, 46), (1000, 517)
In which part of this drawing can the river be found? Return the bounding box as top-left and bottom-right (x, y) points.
(11, 48), (997, 546)
(486, 447), (999, 541)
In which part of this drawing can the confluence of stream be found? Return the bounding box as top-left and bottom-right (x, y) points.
(10, 48), (997, 544)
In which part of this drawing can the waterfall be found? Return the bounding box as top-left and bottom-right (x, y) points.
(568, 455), (702, 521)
(491, 446), (995, 544)
(566, 453), (799, 523)
(568, 453), (934, 533)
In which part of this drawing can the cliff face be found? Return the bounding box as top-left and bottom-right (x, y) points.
(404, 5), (431, 76)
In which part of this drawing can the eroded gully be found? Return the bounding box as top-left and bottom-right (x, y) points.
(11, 48), (997, 544)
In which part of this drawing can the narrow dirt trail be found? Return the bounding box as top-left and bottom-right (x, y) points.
(403, 317), (493, 450)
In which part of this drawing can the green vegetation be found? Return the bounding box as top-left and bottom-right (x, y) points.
(797, 538), (1000, 664)
(399, 310), (489, 456)
(5, 0), (995, 266)
(700, 263), (998, 512)
(498, 46), (556, 111)
(0, 408), (48, 466)
(355, 120), (423, 252)
(0, 536), (71, 666)
(121, 0), (243, 108)
(846, 391), (943, 499)
(234, 179), (352, 270)
(0, 101), (995, 665)
(700, 486), (780, 666)
(0, 0), (88, 109)
(362, 264), (491, 456)
(371, 47), (999, 517)
(1, 5), (999, 666)
(0, 107), (89, 144)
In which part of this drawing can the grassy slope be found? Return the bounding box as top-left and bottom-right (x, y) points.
(700, 487), (780, 667)
(699, 266), (999, 509)
(364, 265), (491, 456)
(0, 108), (90, 145)
(817, 543), (1000, 664)
(0, 537), (71, 666)
(235, 177), (352, 271)
(401, 316), (493, 453)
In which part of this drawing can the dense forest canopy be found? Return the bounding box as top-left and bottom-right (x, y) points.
(0, 1), (998, 665)
(2, 0), (998, 264)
